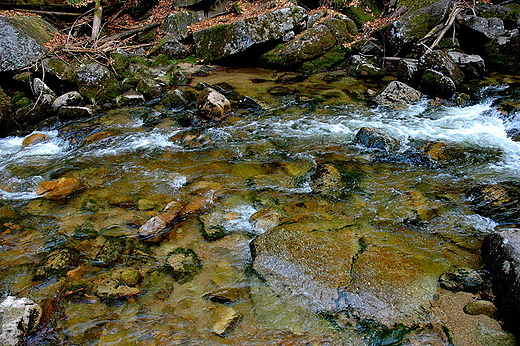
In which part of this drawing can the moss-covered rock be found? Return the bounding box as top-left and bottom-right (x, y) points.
(419, 50), (465, 85)
(162, 10), (202, 40)
(75, 63), (121, 104)
(165, 247), (202, 282)
(420, 69), (456, 98)
(0, 87), (15, 137)
(485, 29), (520, 74)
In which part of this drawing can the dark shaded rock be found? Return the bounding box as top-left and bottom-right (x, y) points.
(485, 29), (520, 74)
(0, 14), (56, 72)
(355, 127), (398, 151)
(396, 59), (420, 86)
(137, 77), (166, 99)
(162, 88), (193, 109)
(460, 15), (506, 40)
(438, 268), (491, 292)
(0, 296), (42, 346)
(126, 0), (158, 20)
(465, 182), (520, 223)
(165, 247), (202, 282)
(0, 87), (15, 137)
(373, 81), (422, 109)
(420, 69), (456, 98)
(481, 227), (520, 337)
(158, 39), (190, 59)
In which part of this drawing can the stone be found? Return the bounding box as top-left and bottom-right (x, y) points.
(31, 78), (56, 99)
(309, 163), (343, 196)
(446, 51), (486, 79)
(249, 208), (282, 235)
(355, 127), (398, 152)
(22, 133), (47, 148)
(461, 15), (506, 40)
(162, 11), (202, 40)
(120, 268), (141, 287)
(438, 268), (490, 292)
(0, 14), (57, 72)
(481, 227), (520, 337)
(485, 29), (520, 74)
(162, 88), (190, 109)
(400, 323), (451, 346)
(35, 248), (78, 278)
(138, 211), (180, 242)
(196, 87), (231, 120)
(465, 182), (520, 223)
(0, 87), (15, 137)
(0, 296), (42, 346)
(463, 300), (497, 318)
(57, 106), (94, 120)
(95, 275), (140, 300)
(36, 177), (84, 200)
(75, 63), (120, 103)
(419, 50), (465, 85)
(52, 91), (83, 110)
(373, 81), (422, 109)
(116, 90), (146, 105)
(209, 305), (240, 336)
(420, 69), (456, 98)
(165, 247), (202, 282)
(84, 131), (112, 144)
(92, 237), (126, 267)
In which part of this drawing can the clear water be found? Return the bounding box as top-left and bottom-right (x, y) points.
(1, 69), (519, 345)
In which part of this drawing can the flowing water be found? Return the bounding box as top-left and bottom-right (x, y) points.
(1, 68), (519, 345)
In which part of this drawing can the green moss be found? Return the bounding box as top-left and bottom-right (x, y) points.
(165, 248), (202, 282)
(301, 46), (349, 73)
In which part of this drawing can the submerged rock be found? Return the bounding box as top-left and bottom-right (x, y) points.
(373, 81), (422, 109)
(95, 275), (140, 300)
(36, 177), (84, 200)
(465, 182), (520, 223)
(438, 268), (490, 292)
(209, 305), (241, 336)
(0, 296), (42, 346)
(165, 247), (202, 282)
(138, 210), (181, 242)
(309, 163), (343, 196)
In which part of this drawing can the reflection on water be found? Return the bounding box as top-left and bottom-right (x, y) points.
(0, 69), (519, 345)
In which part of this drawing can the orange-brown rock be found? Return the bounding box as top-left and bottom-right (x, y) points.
(36, 177), (84, 199)
(138, 210), (180, 242)
(84, 131), (112, 144)
(22, 133), (47, 148)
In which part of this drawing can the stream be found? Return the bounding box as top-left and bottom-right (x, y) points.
(1, 68), (519, 345)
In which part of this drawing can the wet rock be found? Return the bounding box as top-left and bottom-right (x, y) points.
(92, 237), (126, 267)
(95, 275), (140, 300)
(22, 133), (47, 148)
(137, 77), (166, 99)
(200, 213), (229, 241)
(481, 227), (520, 336)
(463, 300), (497, 318)
(438, 268), (490, 292)
(0, 87), (15, 137)
(209, 305), (240, 336)
(52, 91), (83, 110)
(465, 182), (520, 223)
(373, 81), (422, 109)
(196, 87), (231, 120)
(35, 248), (78, 278)
(420, 69), (456, 98)
(162, 88), (192, 109)
(309, 163), (343, 196)
(0, 296), (42, 346)
(205, 286), (249, 304)
(116, 90), (145, 106)
(120, 268), (141, 287)
(32, 78), (56, 100)
(84, 131), (112, 145)
(57, 106), (94, 120)
(400, 323), (451, 346)
(249, 208), (282, 235)
(36, 177), (84, 200)
(138, 209), (181, 242)
(165, 248), (202, 282)
(193, 6), (306, 61)
(446, 51), (486, 79)
(75, 63), (120, 103)
(355, 127), (398, 152)
(0, 14), (57, 72)
(396, 59), (420, 86)
(348, 55), (384, 79)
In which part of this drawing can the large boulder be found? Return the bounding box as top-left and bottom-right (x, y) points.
(0, 296), (42, 346)
(0, 14), (57, 72)
(484, 29), (520, 74)
(373, 81), (423, 109)
(261, 17), (356, 69)
(419, 50), (464, 85)
(75, 63), (121, 103)
(385, 0), (452, 55)
(162, 11), (202, 40)
(193, 6), (306, 61)
(481, 227), (520, 338)
(0, 87), (15, 137)
(446, 51), (486, 79)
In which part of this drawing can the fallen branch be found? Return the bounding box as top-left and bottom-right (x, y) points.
(97, 22), (160, 44)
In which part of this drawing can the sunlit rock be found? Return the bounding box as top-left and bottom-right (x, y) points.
(36, 177), (84, 200)
(138, 210), (180, 242)
(249, 208), (282, 235)
(22, 133), (47, 148)
(196, 87), (231, 120)
(463, 300), (497, 318)
(209, 305), (240, 336)
(95, 275), (140, 300)
(373, 81), (422, 109)
(52, 91), (83, 110)
(0, 296), (42, 346)
(83, 130), (112, 145)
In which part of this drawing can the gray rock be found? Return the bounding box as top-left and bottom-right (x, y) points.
(75, 63), (120, 103)
(162, 11), (202, 40)
(419, 50), (464, 85)
(57, 106), (94, 120)
(446, 51), (486, 78)
(116, 90), (145, 106)
(0, 296), (42, 346)
(461, 15), (506, 40)
(32, 78), (56, 98)
(52, 91), (83, 110)
(481, 227), (520, 336)
(438, 268), (490, 292)
(374, 81), (422, 109)
(355, 127), (398, 152)
(0, 15), (57, 72)
(159, 39), (190, 60)
(485, 29), (520, 74)
(396, 59), (420, 86)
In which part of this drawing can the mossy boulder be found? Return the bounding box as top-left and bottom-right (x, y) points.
(75, 63), (121, 104)
(0, 87), (15, 137)
(419, 50), (465, 85)
(162, 10), (202, 40)
(0, 14), (57, 72)
(484, 29), (520, 74)
(420, 69), (456, 98)
(193, 6), (306, 61)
